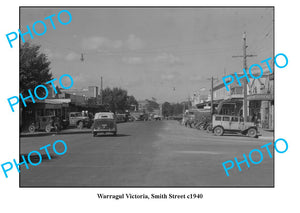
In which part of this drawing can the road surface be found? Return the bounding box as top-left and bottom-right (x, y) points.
(20, 120), (274, 187)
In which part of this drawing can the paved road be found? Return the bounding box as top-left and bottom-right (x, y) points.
(20, 120), (274, 187)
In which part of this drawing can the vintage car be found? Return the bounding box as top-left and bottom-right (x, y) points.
(68, 112), (93, 129)
(153, 114), (162, 121)
(92, 112), (117, 136)
(212, 114), (260, 138)
(116, 113), (127, 123)
(28, 116), (61, 133)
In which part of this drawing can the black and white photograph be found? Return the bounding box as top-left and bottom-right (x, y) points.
(19, 7), (274, 187)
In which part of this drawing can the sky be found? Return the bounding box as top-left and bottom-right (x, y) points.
(20, 7), (273, 103)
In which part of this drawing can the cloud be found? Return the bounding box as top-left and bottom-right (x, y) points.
(112, 40), (123, 49)
(161, 73), (176, 80)
(122, 56), (143, 65)
(82, 36), (122, 50)
(154, 53), (183, 65)
(43, 48), (80, 62)
(126, 34), (144, 50)
(43, 48), (63, 59)
(65, 52), (80, 61)
(81, 34), (144, 51)
(189, 75), (203, 82)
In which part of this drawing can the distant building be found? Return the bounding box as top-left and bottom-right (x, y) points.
(191, 92), (208, 107)
(138, 100), (149, 113)
(88, 86), (99, 98)
(61, 88), (89, 97)
(138, 99), (160, 113)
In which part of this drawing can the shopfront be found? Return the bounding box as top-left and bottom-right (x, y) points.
(248, 94), (274, 130)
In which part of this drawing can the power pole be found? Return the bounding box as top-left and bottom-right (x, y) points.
(100, 76), (103, 105)
(232, 32), (257, 121)
(211, 77), (214, 116)
(208, 77), (217, 119)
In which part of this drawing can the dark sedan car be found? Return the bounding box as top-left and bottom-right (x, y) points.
(92, 112), (117, 136)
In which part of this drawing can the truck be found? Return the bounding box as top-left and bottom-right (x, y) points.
(63, 112), (93, 129)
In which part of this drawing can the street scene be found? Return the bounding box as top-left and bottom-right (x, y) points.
(19, 7), (274, 187)
(21, 120), (273, 186)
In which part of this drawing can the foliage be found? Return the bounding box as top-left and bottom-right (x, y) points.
(144, 99), (159, 112)
(102, 87), (138, 113)
(20, 42), (52, 95)
(162, 102), (186, 117)
(127, 95), (138, 110)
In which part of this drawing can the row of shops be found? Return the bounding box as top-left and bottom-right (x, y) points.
(20, 94), (107, 131)
(194, 72), (274, 130)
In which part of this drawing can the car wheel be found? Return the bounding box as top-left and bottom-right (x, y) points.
(199, 123), (205, 130)
(28, 124), (35, 133)
(247, 128), (257, 138)
(93, 132), (97, 137)
(206, 124), (213, 132)
(54, 122), (60, 132)
(213, 126), (224, 136)
(77, 121), (84, 129)
(45, 124), (52, 133)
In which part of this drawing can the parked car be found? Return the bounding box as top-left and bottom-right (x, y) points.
(153, 114), (162, 121)
(92, 112), (117, 136)
(139, 113), (149, 121)
(116, 113), (126, 123)
(68, 112), (93, 129)
(28, 116), (61, 133)
(212, 114), (260, 138)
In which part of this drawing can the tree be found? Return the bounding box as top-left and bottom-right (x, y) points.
(173, 103), (184, 115)
(162, 102), (184, 117)
(126, 95), (138, 111)
(20, 42), (52, 95)
(162, 102), (173, 117)
(102, 87), (138, 113)
(102, 87), (139, 113)
(145, 99), (159, 112)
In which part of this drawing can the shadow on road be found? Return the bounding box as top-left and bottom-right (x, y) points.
(20, 153), (58, 164)
(94, 134), (130, 137)
(216, 134), (258, 138)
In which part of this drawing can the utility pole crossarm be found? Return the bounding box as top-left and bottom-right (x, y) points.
(232, 54), (257, 58)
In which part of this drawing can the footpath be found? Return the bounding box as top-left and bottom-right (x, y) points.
(258, 127), (274, 141)
(20, 128), (92, 137)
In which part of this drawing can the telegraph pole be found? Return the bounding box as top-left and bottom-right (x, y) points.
(208, 77), (217, 119)
(232, 32), (256, 121)
(100, 76), (103, 105)
(211, 76), (214, 116)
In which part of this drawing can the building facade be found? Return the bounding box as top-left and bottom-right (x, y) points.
(20, 85), (105, 131)
(213, 71), (274, 130)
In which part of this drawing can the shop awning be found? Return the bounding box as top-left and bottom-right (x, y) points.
(247, 94), (273, 101)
